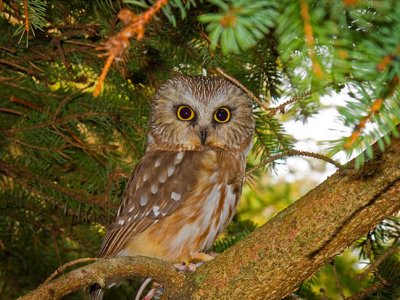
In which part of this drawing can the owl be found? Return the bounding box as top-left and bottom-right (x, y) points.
(90, 76), (254, 299)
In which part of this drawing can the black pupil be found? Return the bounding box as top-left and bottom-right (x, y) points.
(216, 109), (228, 121)
(179, 107), (192, 119)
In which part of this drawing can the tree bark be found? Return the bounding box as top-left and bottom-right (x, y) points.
(20, 132), (400, 299)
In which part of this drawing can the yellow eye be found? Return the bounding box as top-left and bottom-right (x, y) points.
(177, 105), (195, 121)
(214, 107), (230, 123)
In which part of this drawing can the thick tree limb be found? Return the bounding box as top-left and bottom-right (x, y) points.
(20, 132), (400, 299)
(18, 256), (187, 300)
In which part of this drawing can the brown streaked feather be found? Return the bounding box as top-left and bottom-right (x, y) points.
(99, 150), (200, 258)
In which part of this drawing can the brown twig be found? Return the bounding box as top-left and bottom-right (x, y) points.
(235, 149), (343, 184)
(0, 45), (17, 54)
(63, 40), (97, 48)
(43, 258), (98, 285)
(3, 112), (118, 134)
(345, 75), (399, 149)
(331, 260), (346, 300)
(23, 0), (29, 33)
(356, 247), (400, 281)
(93, 0), (169, 97)
(267, 90), (313, 117)
(0, 58), (36, 76)
(346, 283), (385, 300)
(216, 68), (268, 109)
(299, 0), (323, 78)
(0, 160), (117, 209)
(93, 54), (115, 97)
(0, 108), (22, 115)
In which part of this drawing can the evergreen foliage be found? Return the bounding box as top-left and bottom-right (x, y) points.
(0, 0), (399, 298)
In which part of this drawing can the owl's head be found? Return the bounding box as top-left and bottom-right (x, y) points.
(147, 76), (254, 153)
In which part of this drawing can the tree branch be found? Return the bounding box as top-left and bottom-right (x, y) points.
(18, 256), (187, 300)
(19, 129), (400, 299)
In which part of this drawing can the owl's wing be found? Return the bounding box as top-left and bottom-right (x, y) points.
(99, 151), (199, 258)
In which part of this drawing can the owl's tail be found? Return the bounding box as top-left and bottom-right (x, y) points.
(89, 283), (104, 300)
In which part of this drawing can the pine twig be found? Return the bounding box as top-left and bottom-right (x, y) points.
(345, 75), (399, 149)
(346, 283), (385, 300)
(0, 108), (22, 115)
(217, 68), (312, 116)
(43, 258), (98, 285)
(23, 0), (29, 33)
(331, 260), (346, 300)
(356, 247), (400, 281)
(235, 149), (343, 184)
(299, 0), (323, 78)
(267, 90), (312, 117)
(216, 68), (268, 110)
(94, 0), (169, 97)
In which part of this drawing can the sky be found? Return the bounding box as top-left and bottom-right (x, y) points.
(272, 90), (354, 184)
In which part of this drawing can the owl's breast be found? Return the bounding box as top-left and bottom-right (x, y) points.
(127, 149), (246, 263)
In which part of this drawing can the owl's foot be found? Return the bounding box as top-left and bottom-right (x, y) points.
(141, 282), (164, 300)
(135, 278), (164, 300)
(173, 252), (216, 272)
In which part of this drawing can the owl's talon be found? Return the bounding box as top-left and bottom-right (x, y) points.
(174, 262), (197, 272)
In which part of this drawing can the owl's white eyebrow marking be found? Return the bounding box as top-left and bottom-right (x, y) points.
(171, 192), (181, 201)
(128, 217), (132, 222)
(129, 205), (134, 213)
(118, 219), (125, 225)
(159, 172), (167, 183)
(151, 184), (158, 194)
(175, 152), (184, 164)
(155, 159), (161, 168)
(167, 166), (175, 177)
(153, 205), (160, 217)
(140, 194), (148, 206)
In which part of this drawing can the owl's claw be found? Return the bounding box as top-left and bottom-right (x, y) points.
(141, 285), (164, 300)
(173, 261), (206, 272)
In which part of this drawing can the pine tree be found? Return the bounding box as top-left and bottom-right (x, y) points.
(0, 0), (399, 299)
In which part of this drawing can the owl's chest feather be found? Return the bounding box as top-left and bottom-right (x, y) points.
(151, 150), (244, 260)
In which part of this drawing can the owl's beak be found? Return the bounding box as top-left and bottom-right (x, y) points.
(199, 128), (208, 145)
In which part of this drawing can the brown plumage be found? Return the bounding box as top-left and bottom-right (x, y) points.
(90, 76), (254, 299)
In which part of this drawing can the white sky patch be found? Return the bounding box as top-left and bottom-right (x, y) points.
(271, 89), (356, 184)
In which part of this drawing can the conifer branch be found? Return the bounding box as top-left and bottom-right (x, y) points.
(267, 90), (313, 117)
(356, 247), (400, 281)
(345, 75), (399, 149)
(216, 68), (268, 109)
(234, 149), (343, 184)
(23, 0), (29, 33)
(94, 1), (170, 97)
(299, 0), (323, 78)
(0, 107), (22, 115)
(331, 260), (346, 300)
(0, 160), (117, 210)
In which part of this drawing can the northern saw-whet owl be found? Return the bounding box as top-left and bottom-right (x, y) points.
(91, 76), (254, 299)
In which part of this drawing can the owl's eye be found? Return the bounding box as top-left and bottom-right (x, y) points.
(177, 105), (195, 121)
(214, 107), (230, 123)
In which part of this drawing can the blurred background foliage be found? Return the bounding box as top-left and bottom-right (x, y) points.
(0, 0), (399, 299)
